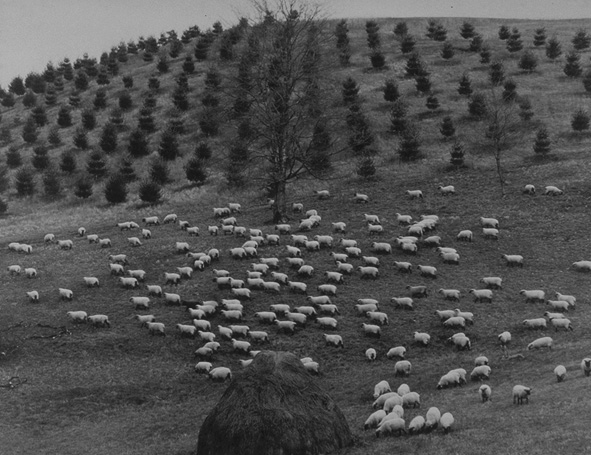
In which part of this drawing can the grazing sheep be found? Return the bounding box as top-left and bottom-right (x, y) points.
(164, 293), (181, 306)
(438, 289), (460, 301)
(368, 224), (383, 235)
(67, 311), (88, 323)
(480, 276), (503, 289)
(76, 227), (84, 236)
(98, 238), (112, 248)
(371, 392), (399, 410)
(407, 224), (423, 238)
(513, 385), (532, 404)
(292, 202), (304, 213)
(364, 410), (387, 430)
(479, 384), (492, 402)
(254, 311), (277, 324)
(344, 247), (361, 259)
(470, 365), (492, 381)
(87, 314), (111, 328)
(336, 261), (354, 275)
(366, 348), (377, 361)
(527, 336), (553, 350)
(297, 265), (315, 277)
(394, 360), (412, 377)
(192, 319), (211, 331)
(59, 288), (73, 300)
(417, 265), (437, 278)
(523, 318), (547, 329)
(440, 413), (454, 434)
(425, 407), (441, 431)
(572, 260), (591, 272)
(547, 300), (570, 311)
(26, 290), (40, 302)
(324, 333), (344, 348)
(520, 289), (545, 303)
(366, 311), (388, 325)
(375, 417), (406, 438)
(164, 272), (181, 285)
(87, 234), (99, 243)
(544, 186), (563, 196)
(523, 184), (536, 195)
(469, 289), (493, 303)
(358, 266), (379, 280)
(408, 416), (426, 435)
(44, 233), (56, 243)
(387, 346), (406, 360)
(109, 254), (128, 265)
(136, 314), (156, 327)
(456, 230), (473, 242)
(324, 271), (344, 284)
(331, 222), (346, 234)
(314, 190), (330, 199)
(314, 235), (333, 248)
(109, 263), (125, 276)
(423, 235), (441, 247)
(438, 185), (455, 195)
(295, 306), (317, 318)
(248, 331), (269, 343)
(482, 228), (499, 240)
(406, 285), (428, 298)
(554, 365), (567, 382)
(406, 189), (423, 199)
(194, 362), (213, 374)
(317, 284), (337, 296)
(7, 265), (21, 275)
(393, 261), (413, 273)
(448, 333), (471, 350)
(120, 277), (139, 289)
(373, 380), (392, 398)
(480, 217), (499, 229)
(362, 323), (381, 338)
(275, 320), (297, 334)
(316, 317), (338, 330)
(555, 292), (576, 308)
(414, 332), (431, 346)
(355, 303), (379, 315)
(130, 296), (150, 310)
(402, 391), (420, 409)
(286, 312), (307, 327)
(502, 254), (524, 267)
(127, 237), (142, 247)
(209, 367), (232, 382)
(176, 324), (197, 338)
(146, 285), (163, 297)
(286, 245), (302, 258)
(435, 309), (456, 321)
(498, 331), (512, 346)
(551, 318), (573, 332)
(57, 239), (73, 250)
(475, 355), (489, 366)
(364, 214), (381, 225)
(230, 339), (251, 354)
(340, 239), (358, 249)
(391, 297), (414, 310)
(437, 371), (461, 389)
(440, 251), (460, 265)
(371, 242), (392, 255)
(287, 281), (307, 294)
(581, 358), (591, 376)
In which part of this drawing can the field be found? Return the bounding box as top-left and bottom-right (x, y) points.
(2, 15), (591, 455)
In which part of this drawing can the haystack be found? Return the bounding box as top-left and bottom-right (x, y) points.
(196, 351), (353, 455)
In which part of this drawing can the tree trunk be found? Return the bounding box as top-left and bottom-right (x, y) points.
(272, 179), (288, 224)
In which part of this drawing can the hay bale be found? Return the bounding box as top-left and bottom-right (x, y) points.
(196, 350), (353, 455)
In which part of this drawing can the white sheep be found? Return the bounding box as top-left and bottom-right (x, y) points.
(572, 260), (591, 272)
(340, 238), (358, 248)
(456, 230), (473, 242)
(393, 361), (412, 378)
(67, 311), (88, 323)
(448, 333), (471, 350)
(316, 317), (338, 330)
(317, 284), (337, 296)
(435, 309), (456, 321)
(551, 318), (573, 332)
(314, 189), (330, 199)
(414, 332), (430, 346)
(408, 415), (425, 435)
(331, 222), (346, 234)
(275, 320), (297, 334)
(423, 235), (441, 247)
(454, 309), (473, 324)
(355, 303), (378, 315)
(482, 228), (499, 240)
(164, 293), (181, 305)
(287, 281), (307, 294)
(364, 410), (387, 430)
(77, 227), (85, 236)
(502, 254), (524, 267)
(336, 261), (354, 275)
(387, 346), (406, 359)
(314, 235), (333, 248)
(364, 214), (381, 225)
(365, 348), (377, 361)
(130, 296), (150, 310)
(194, 361), (213, 374)
(366, 311), (388, 325)
(44, 233), (56, 243)
(513, 385), (532, 404)
(254, 311), (277, 324)
(393, 261), (413, 273)
(439, 412), (454, 434)
(109, 254), (128, 265)
(373, 380), (391, 398)
(324, 271), (344, 284)
(438, 185), (455, 195)
(498, 331), (512, 346)
(371, 242), (392, 255)
(581, 358), (591, 376)
(127, 237), (142, 247)
(475, 355), (489, 366)
(375, 417), (406, 438)
(120, 277), (139, 289)
(87, 234), (99, 243)
(406, 189), (423, 199)
(176, 324), (197, 338)
(480, 217), (499, 229)
(544, 186), (563, 196)
(523, 184), (536, 195)
(87, 314), (111, 327)
(479, 384), (492, 402)
(523, 318), (547, 329)
(370, 392), (398, 410)
(324, 333), (344, 348)
(555, 292), (576, 308)
(26, 290), (39, 302)
(402, 391), (421, 409)
(391, 297), (414, 310)
(141, 229), (152, 239)
(406, 285), (428, 298)
(425, 407), (441, 431)
(470, 365), (491, 381)
(292, 202), (304, 213)
(136, 314), (156, 327)
(520, 289), (545, 303)
(249, 331), (269, 343)
(57, 239), (73, 250)
(417, 265), (437, 278)
(7, 265), (21, 275)
(59, 288), (73, 300)
(469, 289), (493, 303)
(544, 311), (566, 320)
(407, 224), (423, 237)
(297, 265), (315, 277)
(358, 266), (379, 280)
(286, 312), (307, 326)
(164, 272), (181, 285)
(362, 323), (381, 338)
(554, 365), (567, 382)
(209, 367), (232, 382)
(438, 289), (460, 301)
(547, 300), (570, 311)
(480, 276), (503, 289)
(437, 371), (461, 389)
(146, 285), (163, 297)
(286, 245), (302, 258)
(98, 238), (112, 248)
(527, 336), (553, 350)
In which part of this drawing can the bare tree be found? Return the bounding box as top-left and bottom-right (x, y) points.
(231, 0), (342, 222)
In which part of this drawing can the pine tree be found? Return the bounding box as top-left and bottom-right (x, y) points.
(0, 127), (11, 145)
(109, 108), (125, 130)
(450, 141), (465, 167)
(59, 151), (76, 173)
(158, 129), (179, 160)
(57, 105), (72, 127)
(426, 94), (440, 110)
(195, 142), (212, 160)
(6, 146), (22, 168)
(400, 34), (416, 54)
(81, 108), (96, 130)
(571, 108), (590, 131)
(182, 55), (195, 74)
(128, 128), (150, 157)
(32, 105), (48, 126)
(127, 41), (138, 55)
(415, 75), (432, 94)
(564, 51), (582, 77)
(15, 167), (36, 196)
(394, 21), (408, 39)
(469, 34), (484, 52)
(173, 87), (190, 111)
(74, 178), (93, 199)
(439, 116), (456, 139)
(441, 42), (455, 60)
(61, 58), (74, 81)
(119, 91), (133, 110)
(583, 70), (591, 92)
(533, 28), (547, 47)
(93, 89), (107, 109)
(479, 46), (491, 64)
(398, 125), (421, 161)
(0, 197), (7, 214)
(390, 100), (408, 135)
(138, 180), (163, 204)
(194, 37), (210, 61)
(143, 92), (157, 109)
(502, 79), (518, 102)
(138, 108), (156, 133)
(219, 33), (234, 60)
(507, 28), (523, 53)
(546, 36), (562, 60)
(356, 155), (376, 179)
(572, 29), (591, 50)
(309, 121), (332, 173)
(149, 159), (170, 185)
(519, 51), (538, 72)
(104, 175), (127, 204)
(168, 114), (185, 135)
(73, 127), (89, 149)
(119, 158), (137, 182)
(148, 75), (160, 90)
(157, 55), (169, 73)
(43, 167), (62, 198)
(365, 20), (381, 50)
(48, 126), (61, 147)
(185, 157), (207, 185)
(383, 79), (400, 102)
(370, 51), (386, 69)
(459, 22), (476, 39)
(468, 92), (487, 118)
(122, 76), (134, 88)
(143, 51), (154, 62)
(457, 73), (473, 96)
(199, 111), (219, 137)
(96, 67), (110, 85)
(22, 117), (38, 143)
(489, 61), (505, 86)
(169, 38), (183, 59)
(99, 122), (118, 153)
(74, 70), (89, 91)
(335, 19), (351, 66)
(31, 144), (50, 171)
(22, 90), (37, 107)
(533, 126), (551, 155)
(341, 77), (359, 104)
(202, 92), (219, 107)
(204, 68), (221, 91)
(405, 52), (428, 78)
(69, 91), (81, 107)
(86, 151), (107, 179)
(9, 76), (26, 95)
(53, 77), (64, 92)
(498, 25), (510, 40)
(1, 93), (15, 107)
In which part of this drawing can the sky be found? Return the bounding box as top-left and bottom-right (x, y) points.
(1, 0), (591, 87)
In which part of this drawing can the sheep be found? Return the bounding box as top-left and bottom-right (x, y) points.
(44, 233), (56, 243)
(340, 238), (358, 248)
(297, 265), (315, 278)
(551, 318), (573, 332)
(417, 265), (437, 278)
(555, 292), (576, 308)
(286, 312), (307, 327)
(438, 289), (460, 301)
(373, 380), (392, 398)
(288, 281), (307, 294)
(57, 239), (73, 250)
(209, 367), (232, 382)
(364, 348), (377, 361)
(130, 296), (150, 310)
(523, 184), (536, 195)
(317, 284), (337, 296)
(194, 362), (213, 374)
(502, 254), (524, 267)
(366, 311), (388, 325)
(406, 285), (428, 298)
(295, 306), (317, 318)
(544, 186), (563, 196)
(109, 254), (128, 265)
(229, 338), (251, 354)
(139, 228), (151, 240)
(249, 331), (270, 343)
(314, 189), (330, 199)
(7, 265), (21, 275)
(375, 417), (406, 438)
(402, 391), (420, 409)
(528, 336), (553, 350)
(553, 364), (567, 383)
(26, 290), (39, 302)
(59, 288), (73, 301)
(480, 276), (503, 289)
(581, 358), (591, 376)
(316, 334), (342, 350)
(370, 392), (398, 410)
(443, 316), (466, 329)
(146, 285), (163, 297)
(285, 258), (304, 271)
(334, 261), (353, 275)
(498, 331), (512, 346)
(314, 235), (333, 248)
(330, 222), (346, 234)
(395, 213), (413, 225)
(408, 416), (426, 435)
(120, 277), (139, 289)
(454, 309), (474, 324)
(98, 238), (112, 248)
(367, 224), (383, 235)
(480, 217), (499, 229)
(381, 396), (404, 415)
(358, 266), (379, 280)
(456, 230), (473, 242)
(439, 412), (454, 434)
(303, 240), (320, 252)
(371, 242), (392, 255)
(469, 289), (493, 303)
(117, 221), (134, 230)
(386, 346), (406, 360)
(355, 303), (378, 315)
(520, 289), (545, 303)
(438, 185), (455, 195)
(394, 360), (412, 377)
(87, 314), (111, 328)
(136, 314), (156, 327)
(299, 219), (315, 231)
(291, 202), (304, 213)
(191, 319), (210, 331)
(437, 246), (457, 255)
(547, 300), (570, 311)
(87, 234), (99, 243)
(259, 257), (279, 269)
(323, 271), (344, 285)
(572, 260), (591, 272)
(253, 311), (277, 324)
(482, 228), (499, 240)
(407, 224), (423, 238)
(164, 272), (181, 286)
(127, 237), (142, 247)
(544, 311), (566, 320)
(435, 309), (456, 321)
(362, 323), (381, 338)
(475, 355), (489, 366)
(67, 311), (88, 323)
(513, 385), (532, 404)
(393, 261), (413, 273)
(523, 318), (547, 329)
(78, 227), (86, 237)
(176, 324), (197, 338)
(437, 371), (461, 389)
(316, 317), (338, 330)
(414, 331), (430, 346)
(275, 320), (297, 334)
(423, 407), (441, 432)
(406, 189), (423, 199)
(363, 214), (380, 225)
(364, 410), (387, 430)
(470, 365), (491, 381)
(423, 235), (441, 247)
(477, 384), (493, 403)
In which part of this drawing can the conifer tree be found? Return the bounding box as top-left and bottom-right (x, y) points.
(122, 75), (134, 88)
(139, 180), (162, 204)
(6, 146), (22, 168)
(370, 51), (386, 69)
(390, 100), (408, 135)
(31, 144), (50, 171)
(572, 29), (591, 50)
(335, 19), (351, 66)
(109, 108), (125, 130)
(533, 126), (551, 155)
(426, 94), (440, 110)
(507, 27), (523, 52)
(199, 110), (219, 137)
(74, 178), (93, 198)
(398, 125), (421, 161)
(158, 129), (179, 160)
(583, 70), (591, 92)
(182, 55), (195, 74)
(22, 117), (38, 143)
(157, 55), (169, 73)
(81, 108), (97, 130)
(450, 141), (465, 167)
(195, 142), (212, 160)
(96, 67), (110, 85)
(400, 34), (416, 54)
(546, 36), (562, 60)
(43, 167), (62, 198)
(149, 158), (170, 185)
(468, 92), (488, 119)
(99, 122), (118, 153)
(365, 20), (381, 50)
(405, 52), (428, 78)
(60, 151), (77, 173)
(9, 76), (26, 95)
(519, 51), (538, 72)
(498, 25), (510, 40)
(15, 167), (36, 196)
(356, 155), (376, 179)
(57, 105), (72, 127)
(48, 126), (61, 147)
(194, 37), (210, 61)
(439, 116), (456, 139)
(489, 61), (505, 86)
(341, 77), (359, 104)
(74, 70), (89, 91)
(104, 174), (127, 204)
(564, 51), (582, 77)
(459, 22), (476, 39)
(22, 90), (37, 108)
(502, 79), (518, 102)
(32, 105), (48, 126)
(394, 21), (408, 39)
(119, 91), (133, 110)
(457, 73), (473, 96)
(441, 42), (455, 60)
(383, 79), (400, 103)
(69, 91), (81, 107)
(148, 75), (160, 90)
(1, 93), (15, 107)
(86, 151), (107, 179)
(571, 108), (590, 131)
(185, 156), (207, 185)
(479, 46), (491, 64)
(468, 34), (484, 52)
(73, 127), (89, 149)
(93, 89), (107, 109)
(119, 157), (137, 182)
(128, 128), (150, 157)
(533, 28), (547, 47)
(138, 108), (156, 133)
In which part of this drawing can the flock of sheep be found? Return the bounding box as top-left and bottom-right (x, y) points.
(6, 180), (591, 440)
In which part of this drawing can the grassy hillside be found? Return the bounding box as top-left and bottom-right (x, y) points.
(2, 15), (591, 455)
